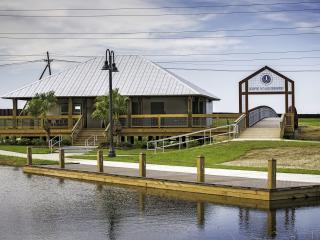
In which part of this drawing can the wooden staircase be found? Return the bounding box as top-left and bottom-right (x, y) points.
(72, 128), (106, 146)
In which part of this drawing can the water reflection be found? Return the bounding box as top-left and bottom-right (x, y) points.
(1, 166), (320, 240)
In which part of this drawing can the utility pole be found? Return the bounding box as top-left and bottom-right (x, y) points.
(39, 51), (53, 80)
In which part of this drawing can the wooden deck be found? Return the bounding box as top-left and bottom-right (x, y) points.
(24, 164), (320, 203)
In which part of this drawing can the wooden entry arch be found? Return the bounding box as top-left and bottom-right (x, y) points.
(239, 66), (295, 127)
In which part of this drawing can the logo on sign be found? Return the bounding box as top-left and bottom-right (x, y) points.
(261, 74), (272, 85)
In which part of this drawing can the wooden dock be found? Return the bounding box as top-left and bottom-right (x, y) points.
(23, 163), (320, 203)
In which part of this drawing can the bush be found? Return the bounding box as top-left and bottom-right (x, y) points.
(0, 137), (5, 145)
(7, 137), (17, 145)
(17, 138), (31, 145)
(61, 139), (71, 146)
(31, 138), (46, 146)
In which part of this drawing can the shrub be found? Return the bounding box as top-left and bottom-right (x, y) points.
(0, 137), (5, 145)
(61, 139), (71, 146)
(17, 138), (31, 145)
(31, 138), (46, 146)
(7, 137), (17, 145)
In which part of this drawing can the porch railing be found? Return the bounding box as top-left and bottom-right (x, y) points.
(0, 115), (81, 129)
(119, 113), (240, 128)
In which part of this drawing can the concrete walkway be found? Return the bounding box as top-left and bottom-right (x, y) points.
(2, 149), (320, 184)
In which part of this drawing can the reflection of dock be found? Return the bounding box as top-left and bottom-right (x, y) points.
(23, 162), (320, 203)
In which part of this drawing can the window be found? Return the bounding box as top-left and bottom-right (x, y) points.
(132, 102), (140, 114)
(151, 102), (165, 114)
(60, 104), (68, 115)
(73, 104), (82, 115)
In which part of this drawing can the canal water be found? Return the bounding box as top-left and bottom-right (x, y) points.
(1, 166), (320, 240)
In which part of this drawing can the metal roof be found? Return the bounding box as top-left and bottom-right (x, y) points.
(3, 55), (220, 100)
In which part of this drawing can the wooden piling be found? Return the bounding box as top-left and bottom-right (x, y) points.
(59, 149), (65, 169)
(197, 155), (205, 183)
(139, 152), (146, 177)
(97, 150), (104, 173)
(27, 147), (32, 166)
(268, 159), (277, 189)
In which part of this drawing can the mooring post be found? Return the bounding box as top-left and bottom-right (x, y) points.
(197, 155), (205, 183)
(139, 152), (146, 177)
(97, 150), (104, 173)
(27, 147), (32, 165)
(59, 149), (65, 169)
(268, 158), (277, 189)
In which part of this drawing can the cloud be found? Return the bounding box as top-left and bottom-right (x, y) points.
(0, 0), (242, 58)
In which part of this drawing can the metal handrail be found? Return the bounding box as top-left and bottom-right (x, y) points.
(71, 116), (83, 145)
(85, 135), (98, 147)
(233, 114), (246, 138)
(147, 124), (236, 152)
(48, 135), (63, 153)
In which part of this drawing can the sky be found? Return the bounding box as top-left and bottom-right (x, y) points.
(0, 0), (319, 113)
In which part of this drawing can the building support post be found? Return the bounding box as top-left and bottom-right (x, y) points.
(12, 99), (18, 129)
(139, 152), (146, 177)
(268, 159), (277, 189)
(245, 81), (249, 127)
(239, 83), (242, 113)
(97, 150), (104, 172)
(127, 97), (132, 128)
(291, 82), (295, 110)
(285, 80), (289, 113)
(68, 97), (73, 129)
(197, 155), (205, 183)
(27, 147), (32, 165)
(187, 96), (193, 128)
(59, 149), (65, 169)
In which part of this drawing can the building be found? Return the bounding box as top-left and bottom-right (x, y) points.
(1, 55), (231, 145)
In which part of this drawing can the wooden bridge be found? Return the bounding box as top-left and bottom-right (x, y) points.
(237, 106), (296, 140)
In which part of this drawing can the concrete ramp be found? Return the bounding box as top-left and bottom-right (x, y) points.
(239, 117), (281, 140)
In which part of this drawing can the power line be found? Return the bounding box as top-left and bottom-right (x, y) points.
(164, 67), (320, 72)
(0, 1), (318, 11)
(0, 32), (319, 40)
(0, 60), (42, 67)
(156, 56), (320, 63)
(1, 25), (319, 35)
(0, 8), (319, 17)
(0, 53), (46, 57)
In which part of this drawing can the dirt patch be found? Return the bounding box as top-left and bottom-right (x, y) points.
(295, 126), (320, 141)
(223, 147), (320, 170)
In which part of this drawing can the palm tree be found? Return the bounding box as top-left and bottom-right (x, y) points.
(24, 91), (57, 142)
(92, 88), (128, 142)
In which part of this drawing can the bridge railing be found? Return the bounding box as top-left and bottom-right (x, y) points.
(248, 106), (278, 127)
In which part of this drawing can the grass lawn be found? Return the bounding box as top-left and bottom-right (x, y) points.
(299, 118), (320, 127)
(69, 140), (320, 174)
(0, 145), (51, 154)
(0, 155), (57, 167)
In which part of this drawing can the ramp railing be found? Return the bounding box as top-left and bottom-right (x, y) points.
(147, 124), (236, 152)
(48, 135), (63, 153)
(233, 114), (246, 138)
